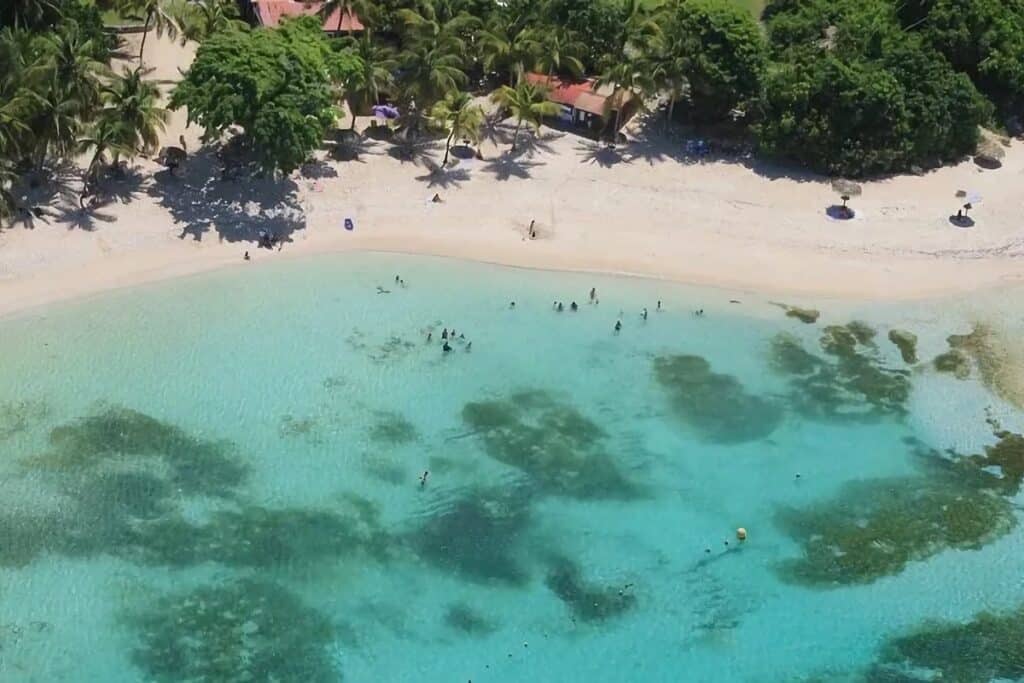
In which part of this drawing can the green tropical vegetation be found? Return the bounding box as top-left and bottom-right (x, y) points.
(2, 0), (1024, 224)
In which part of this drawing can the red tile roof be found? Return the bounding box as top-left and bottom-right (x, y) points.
(523, 72), (629, 116)
(254, 1), (364, 32)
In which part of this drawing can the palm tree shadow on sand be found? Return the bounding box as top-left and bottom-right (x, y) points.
(575, 140), (632, 168)
(415, 166), (471, 189)
(481, 153), (544, 181)
(147, 145), (306, 245)
(387, 135), (442, 167)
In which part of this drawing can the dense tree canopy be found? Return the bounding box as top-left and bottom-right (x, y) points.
(900, 0), (1024, 120)
(758, 0), (993, 175)
(659, 0), (766, 122)
(170, 18), (338, 175)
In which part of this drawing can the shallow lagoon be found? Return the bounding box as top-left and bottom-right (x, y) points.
(1, 253), (1022, 682)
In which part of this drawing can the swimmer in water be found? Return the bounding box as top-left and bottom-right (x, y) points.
(614, 320), (622, 333)
(570, 302), (578, 312)
(466, 341), (472, 352)
(442, 328), (448, 340)
(419, 470), (429, 487)
(443, 341), (453, 352)
(557, 302), (564, 312)
(427, 332), (432, 343)
(642, 308), (648, 320)
(657, 300), (661, 311)
(589, 288), (596, 302)
(510, 301), (516, 309)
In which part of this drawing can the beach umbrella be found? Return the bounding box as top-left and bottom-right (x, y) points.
(372, 104), (400, 120)
(831, 178), (862, 197)
(974, 137), (1005, 169)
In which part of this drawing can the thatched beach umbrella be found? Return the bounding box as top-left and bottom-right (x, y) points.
(974, 137), (1005, 169)
(831, 178), (862, 200)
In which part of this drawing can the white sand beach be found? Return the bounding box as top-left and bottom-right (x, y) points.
(1, 33), (1022, 318)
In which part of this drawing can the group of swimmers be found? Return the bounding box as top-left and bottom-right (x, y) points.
(427, 326), (472, 353)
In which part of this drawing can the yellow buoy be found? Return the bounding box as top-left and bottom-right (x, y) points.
(736, 527), (747, 541)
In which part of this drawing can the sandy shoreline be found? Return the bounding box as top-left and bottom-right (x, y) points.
(1, 34), (1022, 319)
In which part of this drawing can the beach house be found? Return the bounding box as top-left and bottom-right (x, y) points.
(243, 0), (365, 34)
(524, 72), (636, 135)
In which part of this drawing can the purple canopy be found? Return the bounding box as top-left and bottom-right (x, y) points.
(372, 104), (400, 120)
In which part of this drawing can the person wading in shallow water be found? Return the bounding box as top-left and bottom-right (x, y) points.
(419, 471), (429, 488)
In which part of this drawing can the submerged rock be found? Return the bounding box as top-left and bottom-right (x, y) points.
(2, 408), (248, 567)
(129, 578), (339, 683)
(783, 306), (821, 324)
(443, 603), (497, 636)
(870, 605), (1024, 682)
(933, 349), (971, 379)
(654, 355), (783, 443)
(368, 411), (417, 444)
(544, 557), (636, 623)
(887, 329), (918, 365)
(411, 486), (533, 585)
(129, 501), (394, 569)
(461, 390), (636, 499)
(37, 407), (246, 496)
(769, 325), (911, 421)
(775, 476), (1015, 586)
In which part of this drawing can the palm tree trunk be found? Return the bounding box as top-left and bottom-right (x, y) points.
(665, 96), (675, 131)
(443, 128), (454, 165)
(139, 11), (153, 64)
(81, 146), (104, 207)
(512, 117), (522, 151)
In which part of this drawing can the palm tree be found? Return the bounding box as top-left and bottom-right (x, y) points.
(179, 0), (245, 43)
(319, 0), (375, 36)
(0, 160), (19, 225)
(596, 58), (653, 137)
(522, 26), (584, 82)
(478, 14), (534, 85)
(398, 38), (467, 123)
(30, 86), (80, 168)
(78, 115), (131, 205)
(117, 0), (179, 64)
(490, 78), (559, 152)
(103, 66), (168, 159)
(646, 28), (690, 128)
(341, 30), (395, 130)
(34, 22), (109, 117)
(429, 90), (484, 165)
(397, 1), (480, 53)
(2, 0), (61, 31)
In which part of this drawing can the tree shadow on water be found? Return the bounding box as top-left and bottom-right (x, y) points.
(147, 146), (306, 244)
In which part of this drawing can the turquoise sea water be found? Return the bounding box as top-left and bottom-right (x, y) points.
(1, 253), (1023, 682)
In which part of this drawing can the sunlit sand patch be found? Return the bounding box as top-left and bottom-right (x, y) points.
(944, 322), (1024, 409)
(654, 354), (783, 443)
